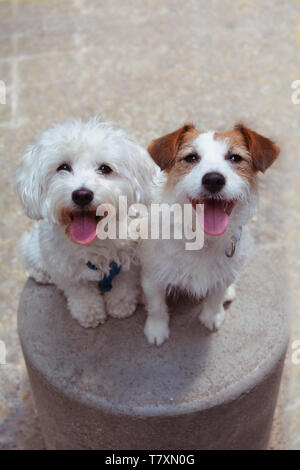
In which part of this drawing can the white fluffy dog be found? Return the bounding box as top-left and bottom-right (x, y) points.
(140, 123), (279, 345)
(15, 118), (156, 328)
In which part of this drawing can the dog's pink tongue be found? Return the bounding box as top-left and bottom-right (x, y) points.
(69, 212), (97, 245)
(202, 200), (229, 236)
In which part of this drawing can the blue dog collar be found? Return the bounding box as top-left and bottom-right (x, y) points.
(87, 261), (121, 293)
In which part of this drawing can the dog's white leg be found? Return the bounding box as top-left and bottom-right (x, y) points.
(199, 287), (227, 332)
(65, 283), (107, 328)
(142, 278), (169, 346)
(224, 283), (236, 303)
(105, 268), (140, 319)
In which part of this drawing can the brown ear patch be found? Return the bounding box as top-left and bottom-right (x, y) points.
(148, 124), (198, 171)
(235, 124), (280, 173)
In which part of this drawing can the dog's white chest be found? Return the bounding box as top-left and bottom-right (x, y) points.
(151, 229), (249, 297)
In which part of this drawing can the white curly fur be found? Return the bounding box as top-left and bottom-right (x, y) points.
(15, 118), (158, 328)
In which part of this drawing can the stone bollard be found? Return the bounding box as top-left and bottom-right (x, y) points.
(18, 251), (288, 450)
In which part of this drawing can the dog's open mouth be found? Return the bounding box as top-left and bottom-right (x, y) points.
(190, 198), (236, 236)
(68, 211), (101, 245)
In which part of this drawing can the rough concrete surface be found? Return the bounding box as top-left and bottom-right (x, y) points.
(0, 0), (299, 449)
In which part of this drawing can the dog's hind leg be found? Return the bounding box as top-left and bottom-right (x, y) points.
(199, 287), (227, 332)
(224, 284), (236, 304)
(21, 228), (51, 284)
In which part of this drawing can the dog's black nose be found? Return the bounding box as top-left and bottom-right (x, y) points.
(202, 172), (226, 193)
(72, 188), (94, 207)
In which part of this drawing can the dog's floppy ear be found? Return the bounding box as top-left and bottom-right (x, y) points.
(148, 124), (195, 171)
(14, 144), (45, 220)
(235, 124), (280, 173)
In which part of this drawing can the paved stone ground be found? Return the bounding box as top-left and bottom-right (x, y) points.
(0, 0), (299, 449)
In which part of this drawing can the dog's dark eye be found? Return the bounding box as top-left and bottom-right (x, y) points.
(184, 153), (199, 163)
(57, 163), (72, 172)
(229, 154), (243, 163)
(98, 164), (112, 175)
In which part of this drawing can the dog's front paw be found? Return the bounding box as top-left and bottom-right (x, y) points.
(144, 316), (169, 346)
(105, 289), (138, 319)
(69, 303), (107, 328)
(199, 307), (226, 332)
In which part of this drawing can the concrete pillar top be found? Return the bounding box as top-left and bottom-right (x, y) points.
(18, 250), (288, 419)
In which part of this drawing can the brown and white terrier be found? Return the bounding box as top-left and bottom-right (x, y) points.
(139, 123), (279, 345)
